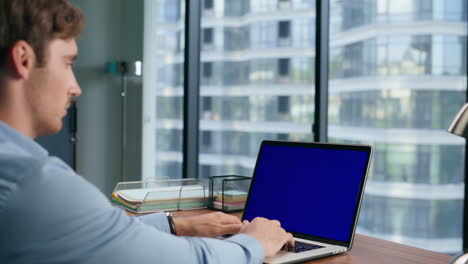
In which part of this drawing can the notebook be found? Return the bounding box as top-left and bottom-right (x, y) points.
(242, 140), (373, 264)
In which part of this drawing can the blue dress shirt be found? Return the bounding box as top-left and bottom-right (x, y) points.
(0, 121), (264, 264)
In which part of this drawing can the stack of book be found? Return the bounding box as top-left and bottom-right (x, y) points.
(213, 190), (248, 211)
(111, 185), (208, 213)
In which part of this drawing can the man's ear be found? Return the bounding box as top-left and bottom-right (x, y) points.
(7, 40), (36, 79)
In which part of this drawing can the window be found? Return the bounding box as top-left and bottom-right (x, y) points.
(144, 0), (467, 253)
(277, 133), (289, 141)
(156, 0), (180, 23)
(203, 28), (214, 45)
(278, 58), (290, 77)
(278, 20), (291, 39)
(143, 0), (185, 180)
(201, 96), (213, 120)
(278, 0), (292, 9)
(204, 0), (213, 10)
(201, 165), (211, 178)
(202, 62), (213, 79)
(278, 96), (290, 114)
(224, 27), (249, 51)
(198, 1), (315, 179)
(202, 96), (212, 112)
(329, 0), (467, 254)
(224, 0), (249, 17)
(201, 131), (212, 147)
(203, 0), (214, 16)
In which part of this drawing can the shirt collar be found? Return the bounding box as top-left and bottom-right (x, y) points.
(0, 121), (49, 157)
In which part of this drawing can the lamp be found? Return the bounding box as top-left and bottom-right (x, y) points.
(449, 103), (468, 138)
(448, 102), (468, 264)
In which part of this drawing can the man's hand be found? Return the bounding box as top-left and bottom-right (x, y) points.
(172, 212), (242, 238)
(239, 217), (295, 257)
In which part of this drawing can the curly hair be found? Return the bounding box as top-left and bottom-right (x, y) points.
(0, 0), (84, 68)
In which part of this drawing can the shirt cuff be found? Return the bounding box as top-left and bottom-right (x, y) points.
(226, 234), (265, 263)
(136, 212), (171, 234)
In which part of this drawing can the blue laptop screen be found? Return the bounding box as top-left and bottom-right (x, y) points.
(243, 143), (370, 242)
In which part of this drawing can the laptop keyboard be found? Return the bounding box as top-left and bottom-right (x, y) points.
(287, 241), (324, 253)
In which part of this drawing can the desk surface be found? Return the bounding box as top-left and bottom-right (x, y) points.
(168, 209), (452, 264)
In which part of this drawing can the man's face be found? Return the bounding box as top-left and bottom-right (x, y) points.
(25, 39), (81, 136)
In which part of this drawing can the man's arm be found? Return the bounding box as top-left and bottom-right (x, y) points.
(0, 158), (264, 264)
(136, 212), (173, 233)
(137, 211), (243, 238)
(135, 208), (295, 258)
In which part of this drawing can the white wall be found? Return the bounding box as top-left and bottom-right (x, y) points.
(71, 0), (144, 196)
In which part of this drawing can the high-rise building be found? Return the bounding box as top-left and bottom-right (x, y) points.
(328, 0), (467, 254)
(146, 0), (467, 254)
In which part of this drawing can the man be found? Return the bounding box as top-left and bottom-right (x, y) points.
(0, 0), (294, 263)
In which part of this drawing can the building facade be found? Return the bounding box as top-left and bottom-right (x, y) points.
(147, 0), (467, 254)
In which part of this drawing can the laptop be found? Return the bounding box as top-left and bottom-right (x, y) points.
(242, 140), (373, 264)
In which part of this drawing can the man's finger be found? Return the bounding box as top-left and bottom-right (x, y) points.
(271, 220), (281, 227)
(285, 233), (295, 248)
(218, 224), (243, 235)
(220, 214), (242, 225)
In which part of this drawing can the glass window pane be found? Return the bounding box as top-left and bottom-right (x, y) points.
(143, 0), (185, 179)
(329, 0), (467, 254)
(199, 0), (316, 179)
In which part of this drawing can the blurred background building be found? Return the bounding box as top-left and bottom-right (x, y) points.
(147, 0), (467, 254)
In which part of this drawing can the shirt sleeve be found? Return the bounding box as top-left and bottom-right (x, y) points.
(136, 212), (171, 233)
(0, 157), (265, 264)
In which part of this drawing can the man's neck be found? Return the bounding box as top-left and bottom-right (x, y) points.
(0, 81), (37, 139)
(0, 113), (36, 139)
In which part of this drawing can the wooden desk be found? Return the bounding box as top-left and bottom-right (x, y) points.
(134, 209), (452, 264)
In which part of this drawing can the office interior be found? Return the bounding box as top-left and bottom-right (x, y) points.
(39, 0), (467, 257)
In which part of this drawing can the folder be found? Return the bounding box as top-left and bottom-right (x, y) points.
(111, 178), (209, 213)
